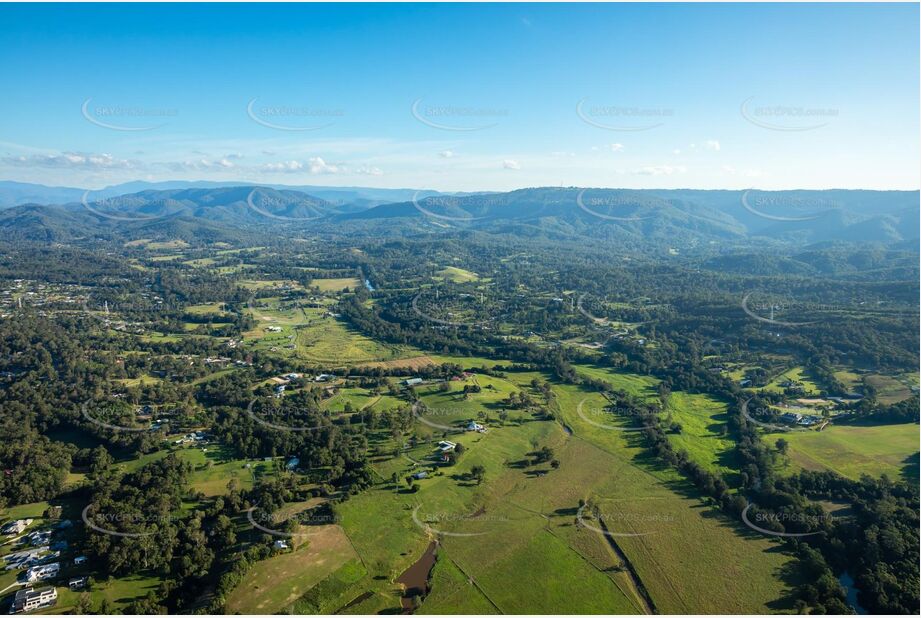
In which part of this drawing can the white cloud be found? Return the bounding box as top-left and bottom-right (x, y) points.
(355, 165), (383, 176)
(503, 159), (521, 170)
(261, 160), (303, 172)
(439, 150), (455, 158)
(672, 149), (682, 155)
(307, 157), (339, 174)
(705, 139), (721, 151)
(609, 143), (624, 152)
(3, 152), (136, 170)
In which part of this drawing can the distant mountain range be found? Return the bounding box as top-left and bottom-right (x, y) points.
(0, 181), (916, 249)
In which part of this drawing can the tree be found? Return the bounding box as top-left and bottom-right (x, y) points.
(775, 438), (789, 456)
(74, 593), (93, 614)
(470, 465), (486, 485)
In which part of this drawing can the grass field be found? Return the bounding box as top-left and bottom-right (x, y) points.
(322, 364), (797, 614)
(435, 267), (480, 283)
(225, 524), (359, 614)
(864, 373), (917, 404)
(768, 422), (919, 481)
(312, 277), (362, 292)
(551, 382), (798, 613)
(665, 392), (738, 479)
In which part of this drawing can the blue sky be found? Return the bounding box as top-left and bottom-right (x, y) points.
(0, 2), (918, 191)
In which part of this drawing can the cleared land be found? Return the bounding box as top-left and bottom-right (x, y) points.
(769, 422), (919, 481)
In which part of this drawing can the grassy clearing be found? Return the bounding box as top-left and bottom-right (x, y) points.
(665, 392), (738, 479)
(762, 366), (821, 395)
(865, 373), (916, 404)
(225, 525), (358, 614)
(769, 422), (919, 481)
(37, 573), (162, 614)
(312, 277), (362, 292)
(551, 382), (798, 613)
(435, 267), (479, 283)
(573, 364), (661, 401)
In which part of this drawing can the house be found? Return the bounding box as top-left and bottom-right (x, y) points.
(466, 421), (486, 433)
(12, 587), (57, 613)
(402, 378), (423, 387)
(25, 562), (59, 582)
(27, 531), (51, 546)
(437, 440), (456, 453)
(412, 471), (428, 480)
(286, 457), (300, 471)
(274, 384), (286, 397)
(314, 374), (333, 382)
(739, 379), (752, 387)
(266, 326), (282, 332)
(282, 373), (302, 381)
(68, 576), (88, 590)
(780, 412), (803, 423)
(2, 519), (32, 535)
(274, 540), (289, 550)
(73, 556), (87, 566)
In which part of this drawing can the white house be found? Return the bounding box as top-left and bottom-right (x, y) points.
(25, 562), (59, 582)
(466, 421), (486, 433)
(274, 540), (289, 550)
(1, 519), (32, 535)
(12, 586), (57, 613)
(437, 440), (456, 453)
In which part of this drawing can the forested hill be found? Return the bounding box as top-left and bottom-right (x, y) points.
(0, 184), (916, 248)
